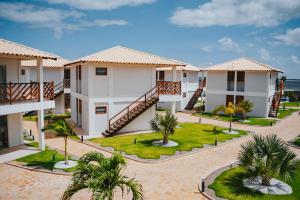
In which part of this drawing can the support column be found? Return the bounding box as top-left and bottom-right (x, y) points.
(233, 71), (237, 105)
(171, 66), (177, 115)
(37, 59), (45, 151)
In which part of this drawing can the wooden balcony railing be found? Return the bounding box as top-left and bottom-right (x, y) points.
(0, 82), (54, 105)
(156, 81), (181, 95)
(64, 79), (70, 88)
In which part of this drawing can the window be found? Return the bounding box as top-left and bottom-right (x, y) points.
(236, 71), (245, 92)
(226, 95), (234, 106)
(95, 106), (107, 114)
(21, 69), (25, 75)
(227, 71), (235, 91)
(183, 92), (186, 97)
(96, 68), (107, 75)
(157, 71), (165, 81)
(236, 95), (244, 105)
(183, 72), (187, 78)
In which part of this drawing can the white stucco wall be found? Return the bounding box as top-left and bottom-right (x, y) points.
(244, 72), (268, 93)
(0, 58), (19, 82)
(7, 113), (23, 147)
(205, 94), (226, 113)
(245, 96), (268, 117)
(29, 67), (64, 85)
(206, 71), (227, 91)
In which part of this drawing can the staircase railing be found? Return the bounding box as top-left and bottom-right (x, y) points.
(54, 79), (70, 96)
(109, 86), (158, 131)
(156, 81), (181, 95)
(0, 82), (54, 105)
(64, 79), (70, 88)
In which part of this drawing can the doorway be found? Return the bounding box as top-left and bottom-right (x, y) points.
(0, 115), (8, 149)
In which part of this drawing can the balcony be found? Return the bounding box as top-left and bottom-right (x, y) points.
(156, 81), (181, 95)
(0, 82), (54, 105)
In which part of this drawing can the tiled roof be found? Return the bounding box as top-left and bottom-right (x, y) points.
(204, 57), (283, 72)
(21, 57), (70, 68)
(158, 64), (202, 72)
(66, 46), (185, 66)
(0, 38), (57, 59)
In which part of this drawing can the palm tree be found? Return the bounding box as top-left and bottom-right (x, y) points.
(238, 134), (297, 186)
(237, 100), (254, 120)
(213, 103), (235, 132)
(62, 152), (143, 200)
(150, 111), (178, 144)
(43, 119), (74, 165)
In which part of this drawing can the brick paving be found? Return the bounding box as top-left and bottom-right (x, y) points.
(0, 112), (299, 200)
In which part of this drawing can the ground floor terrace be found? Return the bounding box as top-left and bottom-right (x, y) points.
(1, 112), (300, 200)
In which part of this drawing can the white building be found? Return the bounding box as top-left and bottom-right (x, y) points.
(204, 57), (283, 118)
(156, 64), (203, 111)
(66, 46), (184, 138)
(0, 38), (57, 150)
(21, 58), (71, 114)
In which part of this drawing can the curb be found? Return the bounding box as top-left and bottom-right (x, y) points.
(4, 162), (72, 176)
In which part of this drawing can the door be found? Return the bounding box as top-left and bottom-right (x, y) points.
(0, 65), (6, 102)
(0, 115), (8, 149)
(226, 95), (234, 106)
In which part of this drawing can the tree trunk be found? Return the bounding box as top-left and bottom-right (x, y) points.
(261, 176), (271, 186)
(229, 115), (232, 132)
(163, 135), (168, 144)
(243, 112), (246, 120)
(64, 136), (69, 165)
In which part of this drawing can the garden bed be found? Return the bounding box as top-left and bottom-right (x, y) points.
(208, 161), (300, 200)
(193, 112), (276, 126)
(90, 123), (247, 159)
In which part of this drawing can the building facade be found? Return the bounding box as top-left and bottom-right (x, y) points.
(67, 46), (184, 138)
(21, 58), (71, 114)
(205, 58), (282, 117)
(156, 64), (202, 110)
(0, 38), (57, 149)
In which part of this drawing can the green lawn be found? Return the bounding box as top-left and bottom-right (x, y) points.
(90, 123), (247, 159)
(209, 161), (300, 200)
(23, 112), (71, 121)
(194, 113), (276, 126)
(16, 148), (76, 172)
(280, 101), (300, 107)
(277, 108), (299, 119)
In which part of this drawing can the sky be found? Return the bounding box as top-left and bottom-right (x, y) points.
(0, 0), (300, 78)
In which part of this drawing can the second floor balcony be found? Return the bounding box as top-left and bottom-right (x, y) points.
(0, 82), (54, 105)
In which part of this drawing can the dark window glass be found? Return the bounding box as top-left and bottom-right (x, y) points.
(236, 95), (244, 104)
(226, 95), (234, 106)
(183, 92), (187, 97)
(96, 68), (107, 75)
(21, 69), (25, 75)
(183, 72), (187, 78)
(95, 106), (107, 114)
(158, 71), (165, 81)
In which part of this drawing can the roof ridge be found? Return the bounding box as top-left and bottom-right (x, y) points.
(0, 38), (57, 58)
(115, 45), (185, 65)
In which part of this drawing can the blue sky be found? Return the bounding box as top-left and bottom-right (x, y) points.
(0, 0), (300, 78)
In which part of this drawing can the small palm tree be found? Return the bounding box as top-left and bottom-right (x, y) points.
(151, 111), (178, 144)
(62, 152), (143, 200)
(224, 102), (235, 132)
(238, 134), (297, 186)
(43, 119), (74, 165)
(237, 100), (254, 120)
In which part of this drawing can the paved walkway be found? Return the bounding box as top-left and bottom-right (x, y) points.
(1, 112), (300, 199)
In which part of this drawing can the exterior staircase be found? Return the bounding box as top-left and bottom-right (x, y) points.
(54, 79), (70, 98)
(185, 87), (203, 110)
(185, 80), (206, 110)
(102, 86), (159, 137)
(268, 92), (281, 117)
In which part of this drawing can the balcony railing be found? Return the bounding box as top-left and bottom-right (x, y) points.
(157, 81), (181, 95)
(0, 82), (54, 105)
(64, 79), (70, 88)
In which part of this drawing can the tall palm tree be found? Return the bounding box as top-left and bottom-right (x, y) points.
(237, 100), (254, 120)
(238, 134), (297, 186)
(62, 152), (143, 200)
(43, 119), (74, 164)
(151, 111), (178, 144)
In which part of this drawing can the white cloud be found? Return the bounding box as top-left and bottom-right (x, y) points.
(0, 2), (128, 38)
(273, 27), (300, 46)
(218, 37), (239, 51)
(47, 0), (156, 10)
(291, 55), (300, 64)
(170, 0), (300, 27)
(258, 48), (271, 61)
(201, 46), (212, 52)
